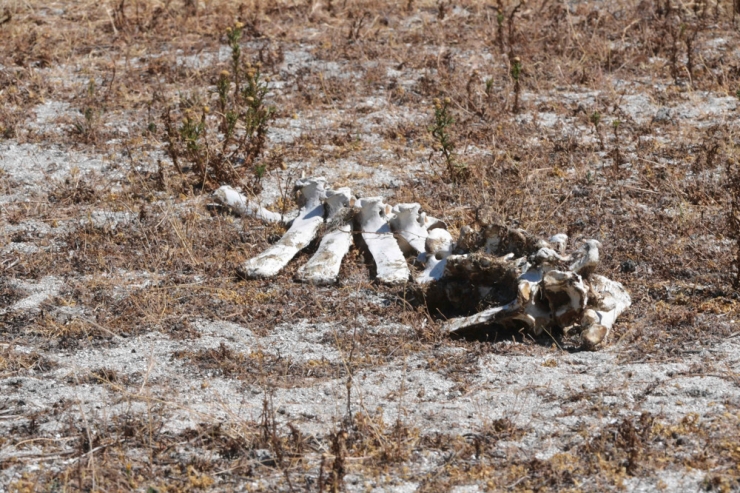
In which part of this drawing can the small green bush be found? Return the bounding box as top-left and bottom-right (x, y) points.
(163, 21), (274, 191)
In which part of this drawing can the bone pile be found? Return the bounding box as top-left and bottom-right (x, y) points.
(213, 178), (630, 349)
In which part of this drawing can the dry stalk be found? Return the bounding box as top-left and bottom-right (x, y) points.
(728, 159), (740, 288)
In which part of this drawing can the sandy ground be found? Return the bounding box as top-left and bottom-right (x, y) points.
(2, 1), (740, 491)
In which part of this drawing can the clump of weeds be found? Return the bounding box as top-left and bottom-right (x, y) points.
(509, 56), (522, 113)
(591, 111), (604, 150)
(164, 21), (275, 192)
(431, 97), (467, 181)
(73, 78), (102, 143)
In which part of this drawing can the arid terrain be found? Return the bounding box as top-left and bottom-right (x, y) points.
(2, 0), (740, 491)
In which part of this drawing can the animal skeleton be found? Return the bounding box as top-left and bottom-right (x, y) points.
(214, 179), (631, 349)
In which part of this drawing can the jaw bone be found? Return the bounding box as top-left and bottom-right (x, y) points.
(356, 197), (410, 285)
(295, 188), (354, 285)
(239, 178), (327, 279)
(213, 185), (289, 223)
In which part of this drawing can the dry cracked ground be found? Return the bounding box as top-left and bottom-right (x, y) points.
(2, 0), (740, 491)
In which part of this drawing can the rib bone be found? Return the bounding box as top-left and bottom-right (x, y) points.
(356, 197), (410, 285)
(240, 178), (327, 279)
(295, 188), (354, 285)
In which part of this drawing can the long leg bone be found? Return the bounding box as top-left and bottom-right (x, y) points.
(240, 178), (327, 279)
(356, 197), (410, 285)
(213, 185), (288, 223)
(295, 188), (354, 285)
(580, 274), (632, 349)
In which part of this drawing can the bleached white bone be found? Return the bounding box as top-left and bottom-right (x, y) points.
(443, 267), (589, 335)
(295, 188), (354, 285)
(443, 279), (550, 334)
(580, 274), (632, 349)
(541, 270), (588, 328)
(512, 280), (554, 333)
(390, 203), (428, 255)
(424, 215), (447, 231)
(417, 228), (454, 284)
(356, 197), (410, 285)
(530, 247), (568, 271)
(442, 301), (512, 334)
(213, 185), (287, 223)
(569, 239), (602, 278)
(427, 228), (454, 259)
(549, 233), (568, 254)
(240, 178), (327, 279)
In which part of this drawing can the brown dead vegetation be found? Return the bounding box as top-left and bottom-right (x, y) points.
(2, 0), (740, 490)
